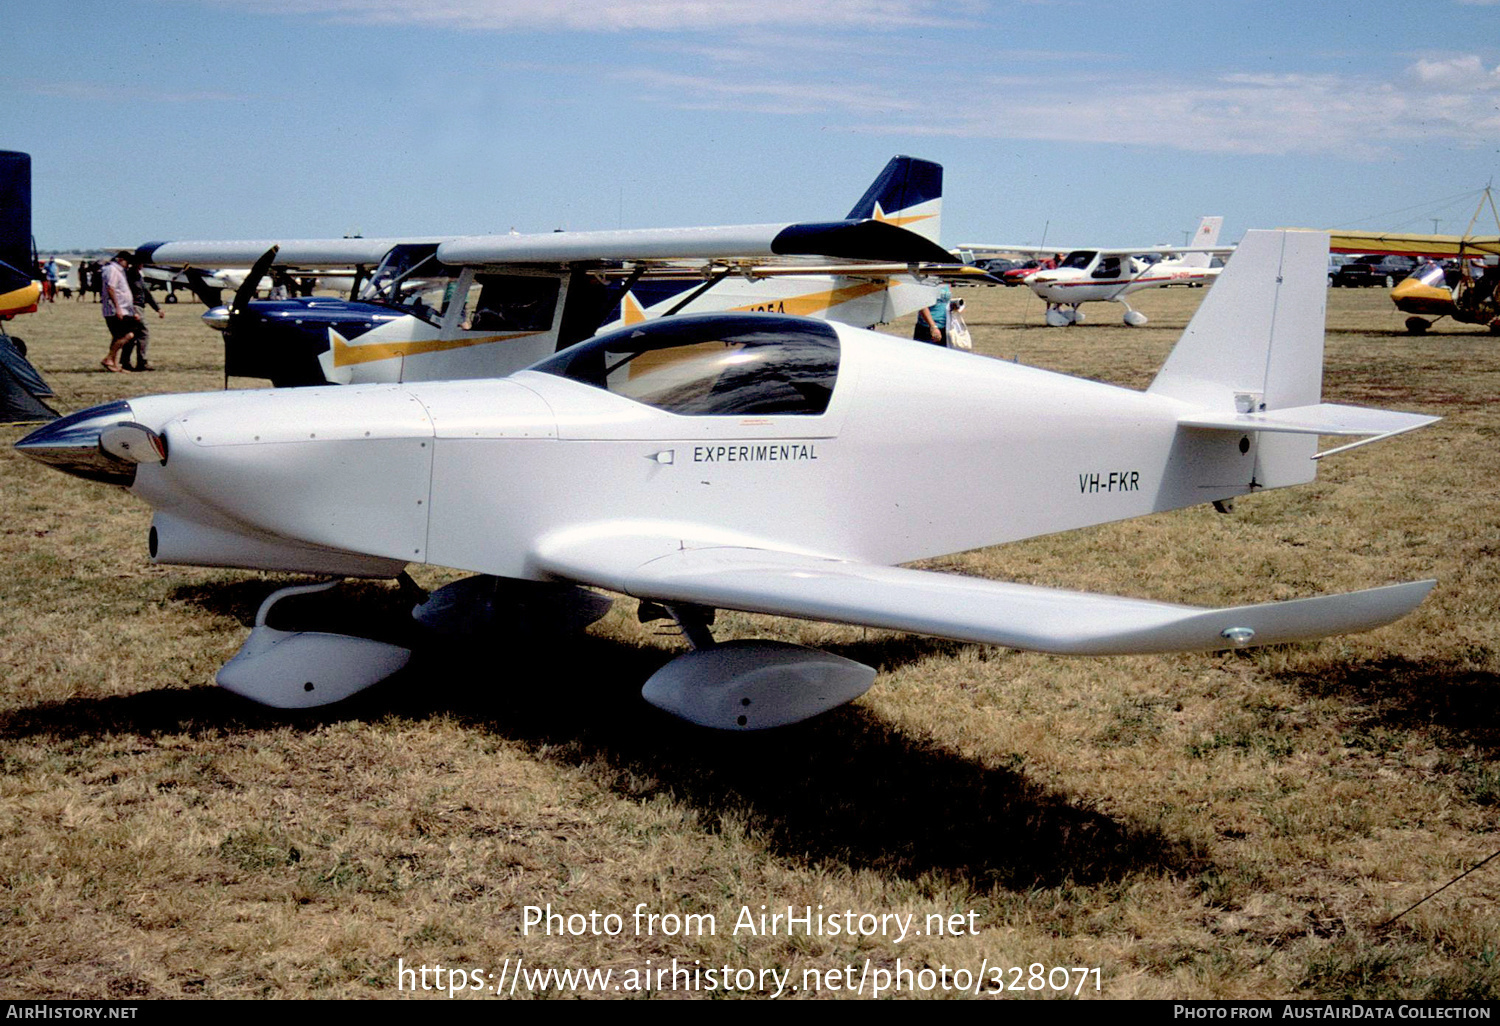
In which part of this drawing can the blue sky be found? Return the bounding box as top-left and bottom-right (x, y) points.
(9, 0), (1500, 251)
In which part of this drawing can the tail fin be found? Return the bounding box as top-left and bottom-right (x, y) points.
(1149, 229), (1329, 487)
(845, 155), (942, 245)
(1178, 216), (1223, 268)
(0, 151), (33, 276)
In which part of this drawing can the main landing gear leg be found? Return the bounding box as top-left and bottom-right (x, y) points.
(1118, 299), (1148, 327)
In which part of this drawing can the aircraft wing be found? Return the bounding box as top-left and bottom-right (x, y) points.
(533, 533), (1433, 655)
(1300, 230), (1500, 259)
(139, 219), (954, 272)
(138, 237), (446, 268)
(962, 243), (1233, 258)
(438, 219), (954, 266)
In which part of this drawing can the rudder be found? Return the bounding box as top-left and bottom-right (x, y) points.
(844, 155), (942, 244)
(0, 152), (32, 276)
(1148, 229), (1329, 487)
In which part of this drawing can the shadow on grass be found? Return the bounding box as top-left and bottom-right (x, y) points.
(0, 582), (1208, 891)
(1273, 655), (1500, 752)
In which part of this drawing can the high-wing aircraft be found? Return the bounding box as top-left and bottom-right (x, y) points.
(16, 230), (1438, 730)
(0, 151), (42, 328)
(1313, 189), (1500, 334)
(0, 151), (59, 423)
(140, 156), (958, 387)
(962, 217), (1232, 326)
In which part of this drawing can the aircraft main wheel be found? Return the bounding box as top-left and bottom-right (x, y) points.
(1405, 317), (1430, 335)
(8, 336), (25, 357)
(1045, 308), (1071, 327)
(165, 293), (178, 304)
(1123, 310), (1148, 327)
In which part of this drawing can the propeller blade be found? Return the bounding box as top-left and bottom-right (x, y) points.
(224, 245), (279, 389)
(230, 244), (279, 317)
(181, 267), (223, 307)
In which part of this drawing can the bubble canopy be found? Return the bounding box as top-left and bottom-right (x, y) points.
(531, 314), (840, 417)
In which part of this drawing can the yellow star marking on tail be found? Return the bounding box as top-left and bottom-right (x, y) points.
(871, 201), (934, 229)
(329, 329), (542, 367)
(621, 292), (647, 325)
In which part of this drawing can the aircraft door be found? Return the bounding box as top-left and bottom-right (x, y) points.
(1090, 254), (1125, 280)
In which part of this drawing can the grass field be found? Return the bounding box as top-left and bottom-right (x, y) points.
(0, 284), (1496, 1000)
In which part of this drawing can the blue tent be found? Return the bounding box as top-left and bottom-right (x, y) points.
(0, 333), (57, 423)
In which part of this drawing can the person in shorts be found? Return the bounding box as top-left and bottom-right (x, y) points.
(99, 252), (136, 372)
(120, 255), (164, 370)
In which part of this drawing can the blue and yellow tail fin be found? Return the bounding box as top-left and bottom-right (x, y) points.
(844, 155), (942, 245)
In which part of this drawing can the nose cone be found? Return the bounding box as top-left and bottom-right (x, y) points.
(1389, 275), (1457, 317)
(14, 400), (139, 485)
(202, 305), (230, 331)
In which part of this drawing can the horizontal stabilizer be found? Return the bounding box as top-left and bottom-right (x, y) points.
(534, 534), (1434, 655)
(1178, 402), (1438, 437)
(1179, 402), (1438, 458)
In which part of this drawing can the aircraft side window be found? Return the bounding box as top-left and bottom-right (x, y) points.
(469, 275), (560, 332)
(535, 314), (839, 416)
(1060, 251), (1095, 270)
(1092, 256), (1123, 279)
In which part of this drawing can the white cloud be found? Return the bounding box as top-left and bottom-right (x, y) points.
(1407, 55), (1500, 89)
(619, 65), (1500, 158)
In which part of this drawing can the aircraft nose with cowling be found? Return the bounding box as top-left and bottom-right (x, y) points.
(14, 237), (1443, 729)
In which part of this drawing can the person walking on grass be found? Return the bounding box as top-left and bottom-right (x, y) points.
(98, 252), (135, 373)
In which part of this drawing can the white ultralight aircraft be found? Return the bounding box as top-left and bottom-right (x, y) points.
(16, 230), (1436, 730)
(140, 156), (957, 388)
(964, 216), (1231, 326)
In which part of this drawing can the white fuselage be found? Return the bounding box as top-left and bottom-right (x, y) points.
(125, 323), (1254, 581)
(319, 273), (938, 386)
(1026, 258), (1219, 306)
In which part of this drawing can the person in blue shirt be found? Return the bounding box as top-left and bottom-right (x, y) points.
(912, 282), (951, 345)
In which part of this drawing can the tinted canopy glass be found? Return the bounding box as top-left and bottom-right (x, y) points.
(533, 314), (840, 416)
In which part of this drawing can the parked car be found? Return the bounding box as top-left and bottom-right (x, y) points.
(1331, 254), (1418, 288)
(1001, 257), (1056, 285)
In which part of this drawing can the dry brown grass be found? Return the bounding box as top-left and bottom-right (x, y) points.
(0, 285), (1496, 999)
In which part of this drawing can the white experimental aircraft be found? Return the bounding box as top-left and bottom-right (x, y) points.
(963, 216), (1231, 326)
(16, 230), (1436, 730)
(140, 156), (956, 387)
